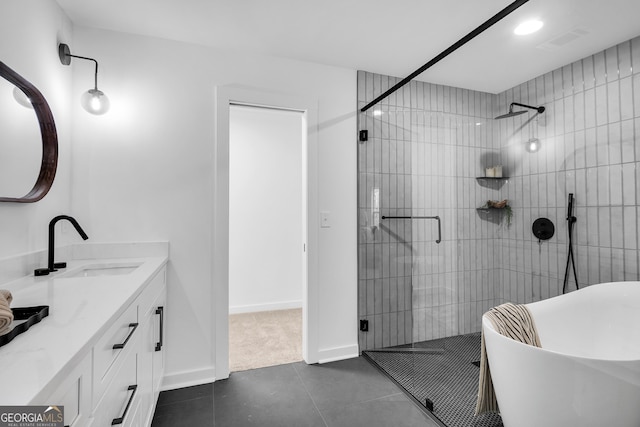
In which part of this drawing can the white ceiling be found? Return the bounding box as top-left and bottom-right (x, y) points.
(55, 0), (640, 94)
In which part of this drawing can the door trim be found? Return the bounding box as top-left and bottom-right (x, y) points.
(213, 86), (319, 379)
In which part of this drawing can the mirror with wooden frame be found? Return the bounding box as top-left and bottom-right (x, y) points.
(0, 61), (57, 203)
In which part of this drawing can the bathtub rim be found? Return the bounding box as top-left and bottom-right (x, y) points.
(483, 281), (640, 363)
(483, 317), (640, 363)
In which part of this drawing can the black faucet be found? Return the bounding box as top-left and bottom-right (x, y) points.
(34, 215), (89, 276)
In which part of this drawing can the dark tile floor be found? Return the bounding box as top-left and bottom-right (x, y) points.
(152, 381), (214, 426)
(151, 357), (441, 427)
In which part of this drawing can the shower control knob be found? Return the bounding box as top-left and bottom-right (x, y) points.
(532, 218), (555, 241)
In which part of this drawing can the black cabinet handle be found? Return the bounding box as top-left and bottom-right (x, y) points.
(112, 323), (138, 350)
(111, 384), (137, 425)
(155, 306), (164, 351)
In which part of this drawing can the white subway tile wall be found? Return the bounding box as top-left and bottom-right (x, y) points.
(358, 35), (640, 351)
(497, 36), (640, 304)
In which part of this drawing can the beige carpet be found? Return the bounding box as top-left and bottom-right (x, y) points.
(229, 308), (302, 372)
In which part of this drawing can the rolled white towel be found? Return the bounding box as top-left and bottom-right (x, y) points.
(0, 290), (13, 334)
(0, 289), (12, 305)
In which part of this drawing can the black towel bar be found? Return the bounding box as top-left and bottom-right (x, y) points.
(381, 215), (441, 244)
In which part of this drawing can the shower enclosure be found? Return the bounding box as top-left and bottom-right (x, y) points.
(357, 70), (503, 349)
(357, 70), (505, 426)
(358, 32), (640, 427)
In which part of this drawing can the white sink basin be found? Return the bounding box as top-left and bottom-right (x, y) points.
(60, 263), (142, 278)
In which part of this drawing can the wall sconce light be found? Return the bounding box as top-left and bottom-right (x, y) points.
(525, 116), (541, 153)
(58, 43), (110, 115)
(525, 137), (540, 153)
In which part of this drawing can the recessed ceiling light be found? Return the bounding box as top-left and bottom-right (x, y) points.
(514, 20), (544, 36)
(373, 110), (383, 116)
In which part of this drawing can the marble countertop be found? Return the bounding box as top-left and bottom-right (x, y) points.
(0, 255), (168, 405)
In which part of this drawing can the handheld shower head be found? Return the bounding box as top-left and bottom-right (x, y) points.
(495, 102), (545, 119)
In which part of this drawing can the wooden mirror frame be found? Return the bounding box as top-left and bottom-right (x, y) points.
(0, 61), (57, 203)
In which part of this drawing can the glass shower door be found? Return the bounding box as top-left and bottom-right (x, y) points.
(358, 101), (425, 413)
(358, 71), (503, 427)
(358, 103), (415, 353)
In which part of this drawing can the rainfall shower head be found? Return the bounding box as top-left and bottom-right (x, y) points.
(495, 109), (527, 119)
(495, 102), (545, 119)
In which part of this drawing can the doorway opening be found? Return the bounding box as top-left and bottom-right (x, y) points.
(228, 104), (305, 372)
(214, 86), (318, 380)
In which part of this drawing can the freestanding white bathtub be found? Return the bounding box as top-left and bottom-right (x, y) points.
(483, 281), (640, 427)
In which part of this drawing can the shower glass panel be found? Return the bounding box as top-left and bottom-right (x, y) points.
(358, 70), (503, 425)
(358, 101), (415, 351)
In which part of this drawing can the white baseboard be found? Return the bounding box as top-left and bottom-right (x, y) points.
(317, 343), (359, 364)
(229, 300), (302, 314)
(160, 366), (216, 391)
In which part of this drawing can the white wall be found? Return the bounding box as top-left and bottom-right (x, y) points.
(229, 105), (303, 314)
(69, 26), (358, 387)
(0, 1), (74, 261)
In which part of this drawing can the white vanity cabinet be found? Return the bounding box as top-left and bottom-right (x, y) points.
(136, 269), (167, 427)
(36, 264), (167, 427)
(41, 352), (92, 427)
(88, 266), (166, 427)
(0, 244), (170, 427)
